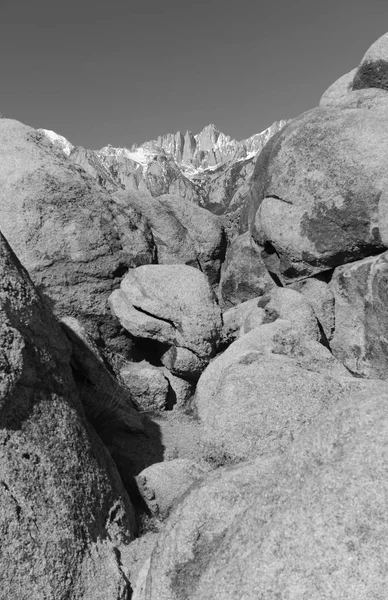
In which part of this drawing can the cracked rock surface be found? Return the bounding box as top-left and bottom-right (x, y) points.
(0, 230), (136, 600)
(109, 264), (222, 378)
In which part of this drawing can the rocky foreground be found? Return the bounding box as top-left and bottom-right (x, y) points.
(2, 32), (388, 599)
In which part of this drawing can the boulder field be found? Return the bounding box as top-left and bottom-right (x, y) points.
(3, 30), (388, 600)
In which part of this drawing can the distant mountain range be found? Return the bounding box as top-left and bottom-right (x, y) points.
(39, 121), (289, 230)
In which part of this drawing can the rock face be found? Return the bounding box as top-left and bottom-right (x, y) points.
(330, 251), (388, 378)
(120, 361), (170, 411)
(353, 31), (388, 91)
(61, 315), (144, 434)
(135, 382), (388, 600)
(109, 264), (222, 378)
(196, 320), (350, 463)
(38, 128), (74, 156)
(131, 122), (289, 173)
(221, 297), (265, 344)
(290, 276), (335, 342)
(70, 145), (120, 190)
(257, 287), (320, 341)
(320, 72), (388, 111)
(319, 68), (357, 106)
(114, 190), (226, 286)
(218, 231), (275, 308)
(249, 106), (388, 283)
(0, 119), (155, 358)
(0, 231), (136, 600)
(98, 144), (202, 203)
(135, 459), (209, 519)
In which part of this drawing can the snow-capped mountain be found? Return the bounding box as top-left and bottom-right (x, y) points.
(38, 129), (74, 156)
(39, 120), (289, 232)
(124, 121), (289, 175)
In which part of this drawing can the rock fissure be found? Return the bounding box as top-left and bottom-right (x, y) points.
(132, 303), (183, 335)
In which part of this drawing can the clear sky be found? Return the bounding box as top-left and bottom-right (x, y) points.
(1, 0), (388, 149)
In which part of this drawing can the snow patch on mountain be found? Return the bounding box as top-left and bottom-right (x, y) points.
(38, 129), (74, 156)
(98, 144), (157, 168)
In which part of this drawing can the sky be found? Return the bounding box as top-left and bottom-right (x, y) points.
(1, 0), (388, 149)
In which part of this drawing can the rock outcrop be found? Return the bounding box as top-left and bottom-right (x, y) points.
(353, 31), (388, 91)
(8, 29), (388, 600)
(120, 361), (170, 411)
(114, 190), (226, 286)
(195, 320), (350, 463)
(133, 122), (288, 173)
(61, 315), (144, 434)
(319, 68), (357, 106)
(330, 250), (388, 378)
(109, 264), (222, 379)
(0, 231), (136, 600)
(221, 297), (265, 344)
(249, 106), (388, 283)
(135, 459), (209, 519)
(290, 276), (335, 342)
(257, 287), (320, 341)
(134, 382), (388, 600)
(0, 119), (155, 359)
(218, 231), (275, 308)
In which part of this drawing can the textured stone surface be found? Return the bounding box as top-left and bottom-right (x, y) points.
(0, 231), (136, 600)
(257, 287), (320, 340)
(114, 190), (226, 286)
(0, 119), (155, 358)
(240, 303), (266, 335)
(221, 297), (265, 344)
(353, 31), (388, 91)
(135, 459), (209, 518)
(61, 316), (144, 433)
(195, 320), (350, 462)
(321, 86), (388, 110)
(162, 369), (194, 408)
(319, 68), (357, 106)
(249, 106), (388, 283)
(218, 231), (275, 308)
(120, 361), (170, 411)
(330, 251), (388, 378)
(291, 276), (335, 341)
(135, 382), (388, 600)
(109, 264), (222, 378)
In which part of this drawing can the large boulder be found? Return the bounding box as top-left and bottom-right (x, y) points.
(0, 119), (155, 358)
(221, 297), (265, 344)
(319, 68), (357, 106)
(134, 381), (388, 600)
(330, 250), (388, 378)
(109, 264), (222, 379)
(120, 361), (170, 411)
(256, 287), (320, 341)
(321, 86), (388, 110)
(321, 34), (388, 108)
(114, 190), (226, 286)
(0, 231), (136, 599)
(218, 231), (275, 308)
(135, 458), (209, 519)
(195, 320), (350, 463)
(249, 106), (388, 283)
(290, 275), (335, 342)
(161, 368), (195, 408)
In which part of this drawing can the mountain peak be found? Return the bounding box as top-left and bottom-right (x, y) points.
(38, 129), (74, 156)
(200, 123), (220, 134)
